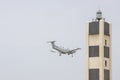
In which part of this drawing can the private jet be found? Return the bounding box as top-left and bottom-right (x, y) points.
(47, 41), (81, 57)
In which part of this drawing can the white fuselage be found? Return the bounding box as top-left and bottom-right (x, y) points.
(52, 43), (69, 53)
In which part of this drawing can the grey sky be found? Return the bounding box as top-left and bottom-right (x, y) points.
(0, 0), (119, 80)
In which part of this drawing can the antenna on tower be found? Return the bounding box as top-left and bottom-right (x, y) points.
(96, 9), (102, 21)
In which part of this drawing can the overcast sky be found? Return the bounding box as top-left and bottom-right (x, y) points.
(0, 0), (119, 80)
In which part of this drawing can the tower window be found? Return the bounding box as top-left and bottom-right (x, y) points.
(104, 22), (109, 35)
(89, 22), (99, 35)
(89, 69), (99, 80)
(104, 46), (109, 58)
(104, 69), (110, 80)
(105, 40), (107, 46)
(89, 46), (99, 57)
(105, 60), (107, 67)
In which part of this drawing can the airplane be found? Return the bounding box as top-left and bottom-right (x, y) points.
(47, 41), (81, 57)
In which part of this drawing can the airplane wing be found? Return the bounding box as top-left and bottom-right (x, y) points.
(67, 48), (81, 54)
(70, 48), (81, 52)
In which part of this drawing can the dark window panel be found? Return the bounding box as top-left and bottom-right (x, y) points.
(104, 69), (110, 80)
(105, 40), (107, 46)
(89, 46), (99, 57)
(105, 60), (107, 67)
(104, 46), (109, 58)
(104, 22), (109, 35)
(89, 69), (99, 80)
(89, 22), (99, 35)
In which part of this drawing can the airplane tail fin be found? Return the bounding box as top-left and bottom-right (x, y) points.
(47, 41), (56, 44)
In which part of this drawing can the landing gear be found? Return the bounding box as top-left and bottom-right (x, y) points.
(71, 54), (73, 57)
(59, 53), (61, 56)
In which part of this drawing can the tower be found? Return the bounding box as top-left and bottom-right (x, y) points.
(86, 10), (112, 80)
